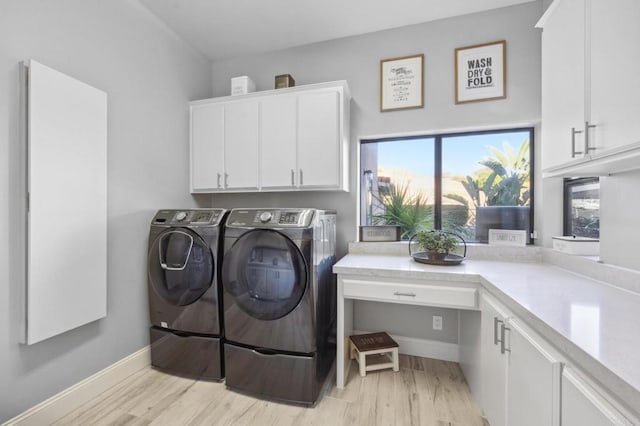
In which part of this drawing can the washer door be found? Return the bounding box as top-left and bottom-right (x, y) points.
(222, 229), (307, 321)
(148, 229), (214, 306)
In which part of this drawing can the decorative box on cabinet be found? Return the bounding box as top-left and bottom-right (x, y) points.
(538, 0), (640, 177)
(190, 81), (350, 193)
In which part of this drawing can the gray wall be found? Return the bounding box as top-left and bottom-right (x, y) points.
(0, 1), (211, 421)
(209, 2), (543, 257)
(208, 3), (544, 344)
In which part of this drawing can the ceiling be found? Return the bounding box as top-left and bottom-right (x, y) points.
(139, 0), (537, 62)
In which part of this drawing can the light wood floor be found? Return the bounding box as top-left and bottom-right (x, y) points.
(53, 355), (488, 426)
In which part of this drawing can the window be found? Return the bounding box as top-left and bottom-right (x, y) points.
(360, 128), (534, 243)
(563, 178), (600, 238)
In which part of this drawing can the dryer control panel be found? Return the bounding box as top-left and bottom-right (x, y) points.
(226, 208), (316, 228)
(151, 209), (226, 226)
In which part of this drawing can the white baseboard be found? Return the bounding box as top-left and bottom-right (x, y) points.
(353, 330), (459, 362)
(4, 346), (150, 426)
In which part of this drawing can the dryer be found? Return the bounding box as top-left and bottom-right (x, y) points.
(147, 208), (227, 380)
(221, 208), (337, 404)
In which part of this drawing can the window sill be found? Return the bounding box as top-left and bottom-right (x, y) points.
(348, 241), (542, 262)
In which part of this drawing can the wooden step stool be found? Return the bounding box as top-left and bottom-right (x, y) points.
(349, 332), (399, 377)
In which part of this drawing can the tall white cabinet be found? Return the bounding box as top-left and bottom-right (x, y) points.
(190, 81), (350, 193)
(538, 0), (640, 177)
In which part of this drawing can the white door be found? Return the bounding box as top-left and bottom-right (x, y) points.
(480, 294), (508, 426)
(506, 319), (561, 426)
(25, 60), (107, 344)
(541, 0), (586, 170)
(260, 95), (297, 189)
(191, 103), (224, 191)
(224, 100), (259, 190)
(297, 90), (340, 188)
(589, 0), (640, 153)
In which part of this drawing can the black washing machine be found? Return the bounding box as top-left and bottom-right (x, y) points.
(147, 208), (227, 380)
(221, 208), (337, 404)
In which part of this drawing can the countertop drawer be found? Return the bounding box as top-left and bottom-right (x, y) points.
(341, 278), (478, 309)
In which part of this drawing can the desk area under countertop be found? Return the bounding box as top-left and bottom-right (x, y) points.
(333, 245), (640, 420)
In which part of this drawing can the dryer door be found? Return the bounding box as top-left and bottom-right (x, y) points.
(148, 228), (214, 306)
(222, 229), (307, 321)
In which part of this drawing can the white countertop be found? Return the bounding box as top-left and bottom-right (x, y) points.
(334, 254), (640, 416)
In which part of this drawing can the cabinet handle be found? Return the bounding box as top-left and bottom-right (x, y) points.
(571, 127), (584, 158)
(217, 173), (221, 189)
(291, 169), (295, 186)
(494, 317), (503, 345)
(224, 173), (228, 189)
(585, 121), (597, 154)
(393, 292), (416, 297)
(500, 325), (511, 354)
(299, 169), (304, 186)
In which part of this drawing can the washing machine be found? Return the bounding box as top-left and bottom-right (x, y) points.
(221, 208), (337, 404)
(147, 208), (227, 380)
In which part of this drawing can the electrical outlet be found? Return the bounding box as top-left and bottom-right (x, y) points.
(432, 315), (443, 330)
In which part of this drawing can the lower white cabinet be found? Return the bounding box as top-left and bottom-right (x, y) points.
(480, 293), (561, 426)
(562, 368), (636, 426)
(506, 319), (561, 426)
(480, 294), (509, 426)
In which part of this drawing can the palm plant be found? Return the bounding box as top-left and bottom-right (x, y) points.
(371, 181), (433, 240)
(446, 139), (530, 208)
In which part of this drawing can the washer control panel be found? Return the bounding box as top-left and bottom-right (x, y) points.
(151, 209), (226, 226)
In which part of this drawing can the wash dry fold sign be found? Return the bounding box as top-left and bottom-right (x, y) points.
(455, 40), (506, 104)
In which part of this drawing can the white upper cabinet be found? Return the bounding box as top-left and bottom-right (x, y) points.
(589, 0), (640, 153)
(298, 90), (341, 189)
(540, 0), (586, 171)
(260, 94), (297, 189)
(224, 100), (259, 190)
(539, 0), (640, 177)
(191, 103), (224, 191)
(190, 81), (350, 193)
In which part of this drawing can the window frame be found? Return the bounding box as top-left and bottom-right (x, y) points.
(359, 126), (535, 244)
(563, 177), (600, 237)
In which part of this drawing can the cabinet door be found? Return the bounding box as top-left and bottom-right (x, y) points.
(297, 90), (341, 189)
(261, 95), (297, 189)
(480, 295), (508, 426)
(225, 100), (259, 190)
(541, 0), (586, 170)
(562, 368), (633, 426)
(589, 0), (640, 153)
(506, 319), (561, 426)
(191, 103), (224, 191)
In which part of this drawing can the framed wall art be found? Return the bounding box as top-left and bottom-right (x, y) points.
(455, 40), (506, 104)
(380, 54), (424, 112)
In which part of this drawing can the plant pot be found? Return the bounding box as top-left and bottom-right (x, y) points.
(428, 251), (447, 261)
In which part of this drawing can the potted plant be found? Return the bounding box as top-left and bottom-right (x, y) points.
(414, 230), (459, 260)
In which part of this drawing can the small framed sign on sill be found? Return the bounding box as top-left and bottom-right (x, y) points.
(359, 226), (401, 242)
(488, 229), (527, 246)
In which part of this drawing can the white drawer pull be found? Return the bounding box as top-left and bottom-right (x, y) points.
(393, 292), (416, 297)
